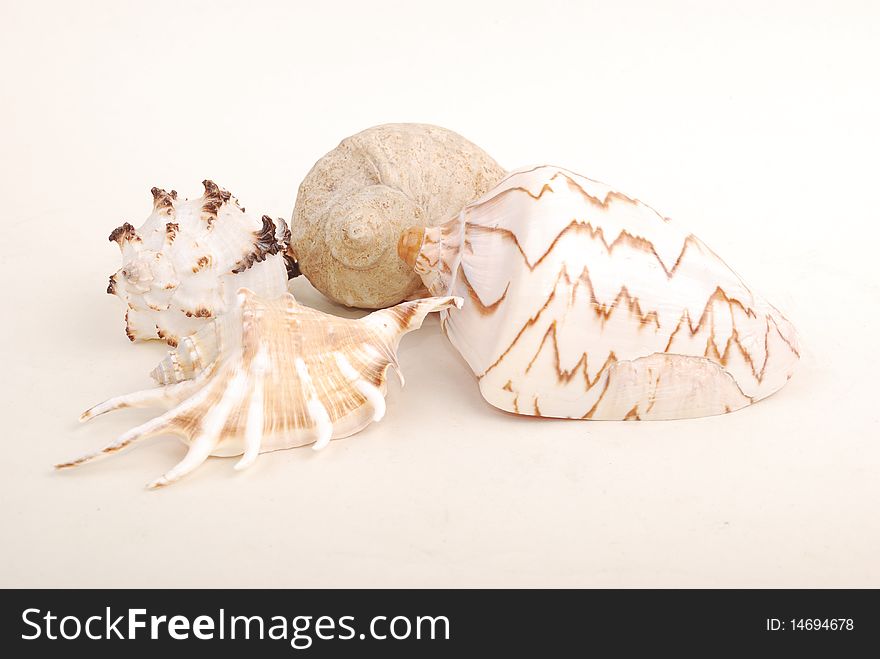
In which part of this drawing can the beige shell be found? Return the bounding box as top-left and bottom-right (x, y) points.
(289, 123), (505, 309)
(57, 290), (461, 488)
(400, 165), (800, 421)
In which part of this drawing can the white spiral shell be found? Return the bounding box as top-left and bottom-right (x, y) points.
(400, 165), (800, 420)
(107, 181), (295, 346)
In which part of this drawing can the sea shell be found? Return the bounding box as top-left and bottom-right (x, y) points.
(399, 165), (800, 420)
(107, 180), (297, 347)
(57, 289), (461, 488)
(290, 123), (505, 309)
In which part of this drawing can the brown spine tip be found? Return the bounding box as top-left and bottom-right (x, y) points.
(257, 215), (277, 247)
(151, 187), (176, 215)
(398, 226), (425, 269)
(231, 216), (288, 274)
(106, 275), (117, 295)
(202, 179), (231, 203)
(124, 311), (137, 342)
(201, 180), (232, 226)
(108, 222), (139, 246)
(202, 179), (219, 196)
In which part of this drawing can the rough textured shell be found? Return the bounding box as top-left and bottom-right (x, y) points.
(290, 123), (505, 309)
(401, 165), (800, 420)
(58, 290), (461, 488)
(108, 181), (296, 346)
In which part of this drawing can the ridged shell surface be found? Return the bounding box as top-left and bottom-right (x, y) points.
(402, 166), (800, 420)
(107, 181), (295, 346)
(58, 290), (460, 488)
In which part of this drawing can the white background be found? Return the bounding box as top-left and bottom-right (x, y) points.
(1, 0), (877, 587)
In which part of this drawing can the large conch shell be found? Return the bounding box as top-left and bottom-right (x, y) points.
(399, 166), (800, 420)
(107, 181), (296, 346)
(58, 289), (461, 488)
(290, 123), (505, 309)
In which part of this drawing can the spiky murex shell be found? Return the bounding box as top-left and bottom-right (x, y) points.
(400, 165), (800, 420)
(58, 290), (462, 488)
(107, 180), (297, 346)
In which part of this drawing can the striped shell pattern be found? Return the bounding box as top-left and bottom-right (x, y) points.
(399, 165), (800, 420)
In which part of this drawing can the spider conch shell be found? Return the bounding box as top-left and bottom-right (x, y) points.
(289, 123), (505, 309)
(58, 290), (461, 488)
(107, 181), (296, 346)
(399, 166), (800, 420)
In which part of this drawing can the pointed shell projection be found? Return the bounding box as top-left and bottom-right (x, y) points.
(57, 290), (461, 488)
(107, 181), (297, 347)
(290, 123), (506, 309)
(399, 166), (800, 420)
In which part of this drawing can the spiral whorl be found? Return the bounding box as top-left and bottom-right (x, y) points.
(290, 123), (505, 309)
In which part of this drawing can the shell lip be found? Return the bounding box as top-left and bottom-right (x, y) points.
(397, 226), (426, 270)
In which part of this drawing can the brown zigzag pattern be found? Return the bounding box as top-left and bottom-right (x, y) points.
(478, 264), (786, 386)
(512, 321), (620, 419)
(466, 263), (662, 346)
(469, 169), (673, 224)
(466, 219), (705, 280)
(479, 265), (658, 377)
(660, 286), (787, 384)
